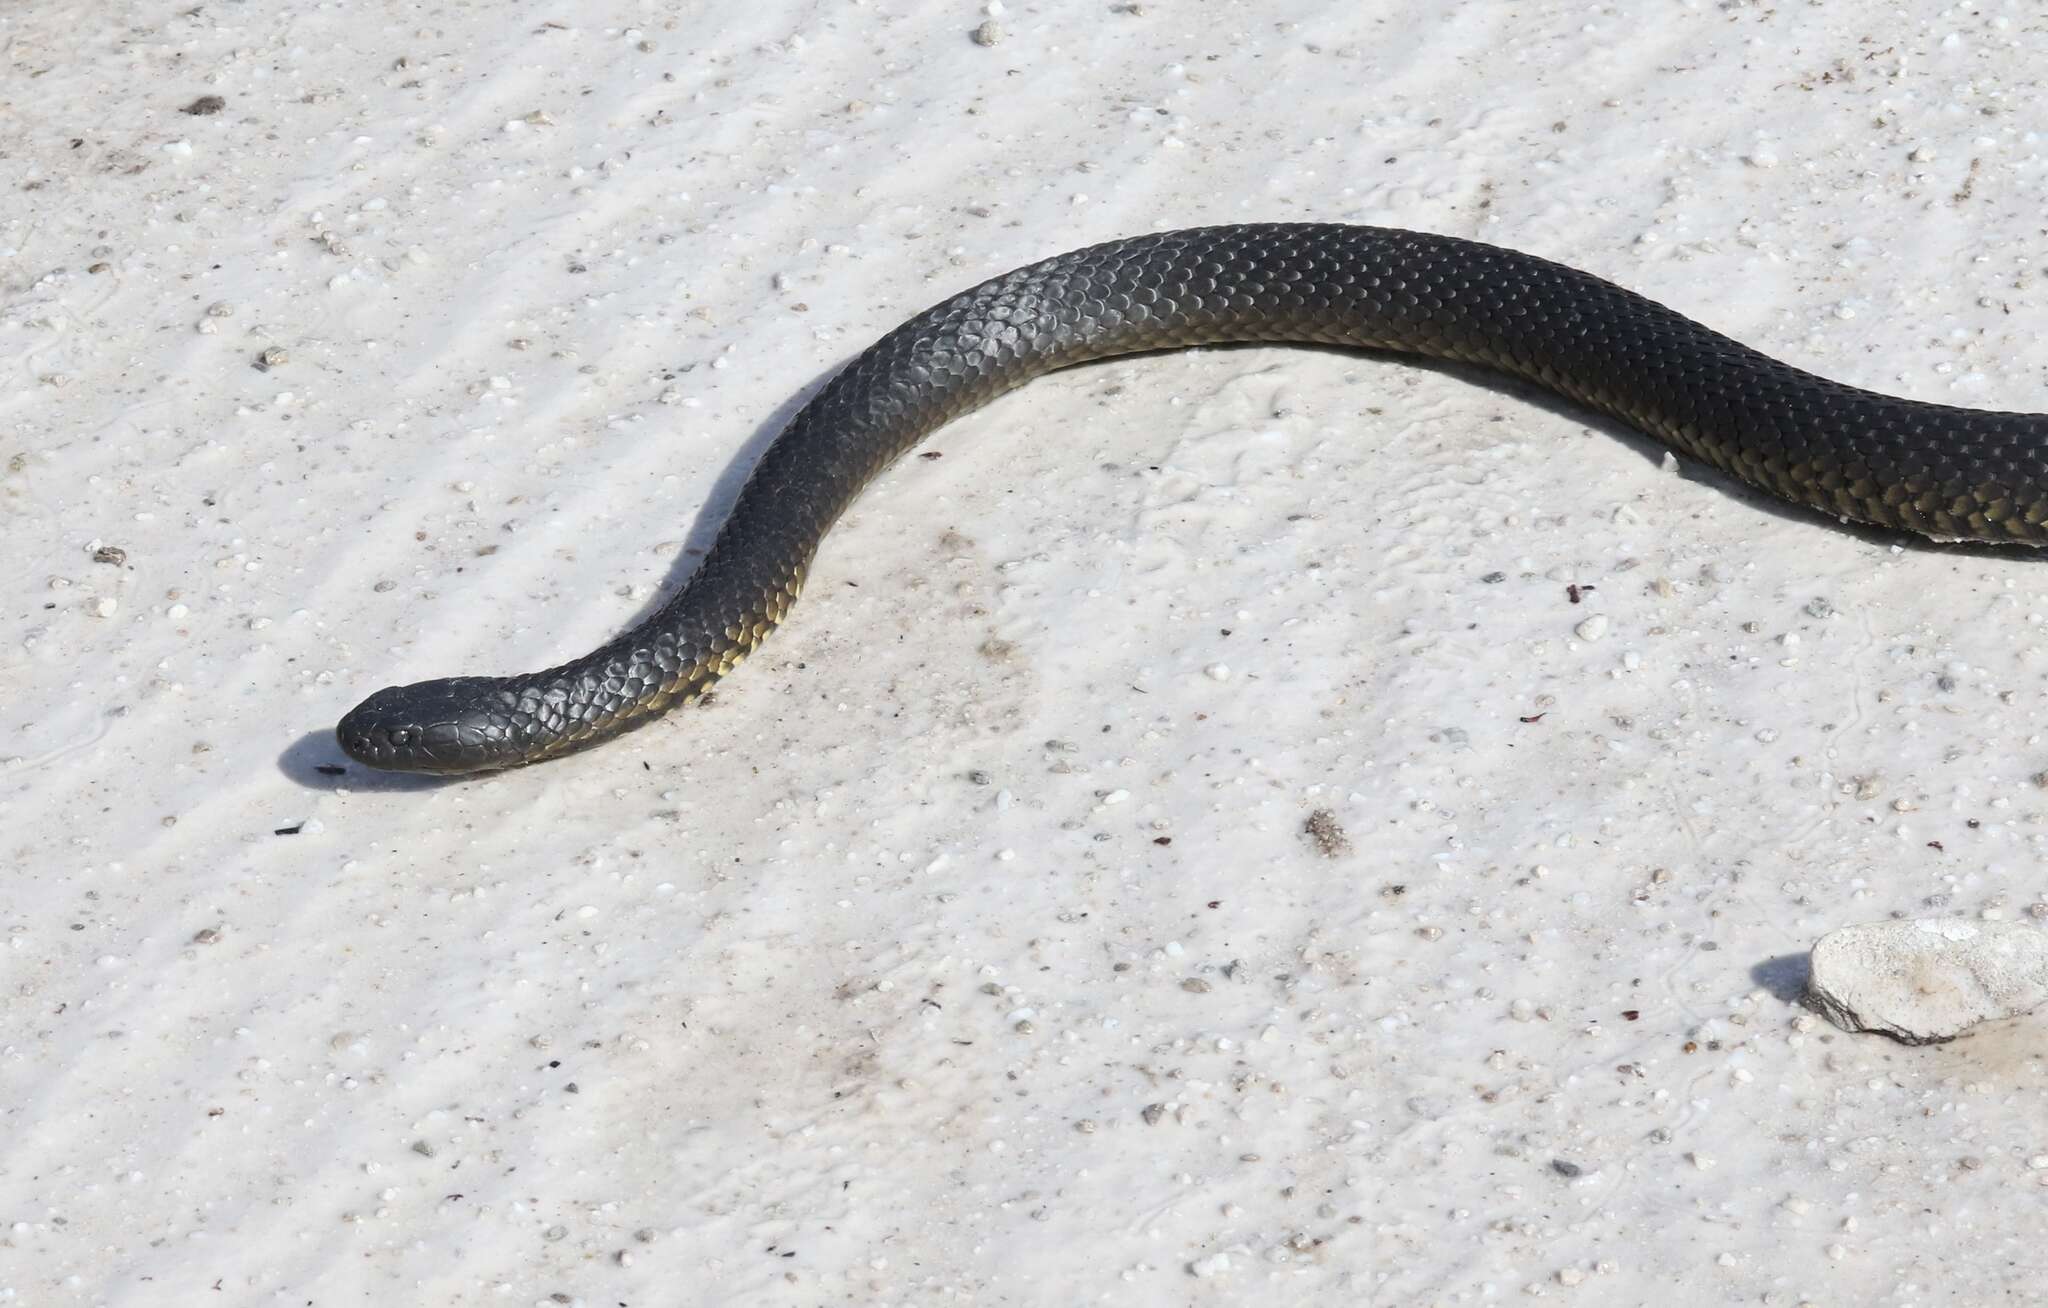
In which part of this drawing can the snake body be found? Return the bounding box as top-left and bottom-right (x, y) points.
(337, 223), (2048, 774)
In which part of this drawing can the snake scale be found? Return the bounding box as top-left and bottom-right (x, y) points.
(336, 223), (2048, 774)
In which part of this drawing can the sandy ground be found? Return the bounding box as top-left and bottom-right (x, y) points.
(6, 0), (2048, 1303)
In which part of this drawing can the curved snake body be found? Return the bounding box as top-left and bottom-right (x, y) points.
(337, 224), (2048, 774)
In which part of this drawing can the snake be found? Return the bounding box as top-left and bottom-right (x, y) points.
(335, 223), (2048, 774)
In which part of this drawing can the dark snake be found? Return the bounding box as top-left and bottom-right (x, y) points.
(336, 223), (2048, 774)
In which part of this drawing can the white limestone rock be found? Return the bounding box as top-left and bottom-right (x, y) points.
(1806, 918), (2048, 1045)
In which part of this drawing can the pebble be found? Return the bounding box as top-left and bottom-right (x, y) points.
(1806, 917), (2048, 1044)
(1188, 1250), (1233, 1278)
(971, 20), (1004, 45)
(1203, 662), (1230, 681)
(1574, 614), (1609, 641)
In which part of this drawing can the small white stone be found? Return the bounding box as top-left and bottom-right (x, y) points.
(1574, 614), (1609, 641)
(1203, 662), (1230, 681)
(1188, 1251), (1233, 1278)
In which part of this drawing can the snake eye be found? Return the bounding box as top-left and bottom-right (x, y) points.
(390, 728), (417, 746)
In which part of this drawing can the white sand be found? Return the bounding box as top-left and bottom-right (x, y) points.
(7, 0), (2048, 1301)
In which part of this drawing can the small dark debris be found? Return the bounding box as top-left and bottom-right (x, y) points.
(1927, 840), (1944, 851)
(1518, 712), (1547, 724)
(273, 823), (303, 836)
(91, 545), (126, 565)
(1206, 899), (1220, 909)
(315, 763), (345, 777)
(1303, 807), (1350, 857)
(1621, 1009), (1640, 1021)
(1480, 570), (1506, 583)
(1551, 1158), (1583, 1177)
(1567, 583), (1593, 604)
(1152, 835), (1172, 846)
(918, 450), (943, 460)
(182, 94), (226, 115)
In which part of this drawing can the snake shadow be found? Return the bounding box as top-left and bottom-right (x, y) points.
(287, 338), (2039, 788)
(1370, 348), (2042, 563)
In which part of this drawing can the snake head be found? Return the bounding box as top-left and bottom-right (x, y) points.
(336, 677), (536, 774)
